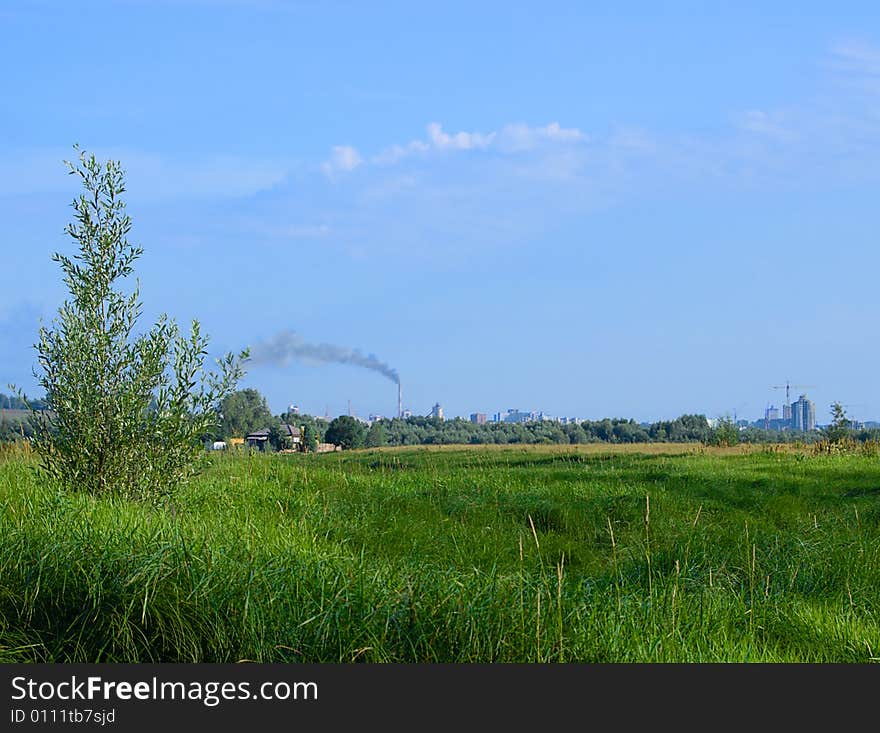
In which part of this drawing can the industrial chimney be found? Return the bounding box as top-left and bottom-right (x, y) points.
(398, 382), (402, 419)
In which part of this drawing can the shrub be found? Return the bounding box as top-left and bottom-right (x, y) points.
(25, 147), (247, 500)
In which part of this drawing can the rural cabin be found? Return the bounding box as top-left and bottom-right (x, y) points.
(244, 424), (302, 451)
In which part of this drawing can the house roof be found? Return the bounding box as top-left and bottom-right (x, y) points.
(244, 425), (301, 439)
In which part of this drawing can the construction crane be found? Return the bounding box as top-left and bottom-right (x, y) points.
(770, 380), (817, 408)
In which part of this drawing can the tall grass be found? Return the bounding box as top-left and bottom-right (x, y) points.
(1, 446), (879, 662)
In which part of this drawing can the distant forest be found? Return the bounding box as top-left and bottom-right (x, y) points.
(236, 412), (880, 450)
(0, 393), (48, 441)
(0, 394), (47, 411)
(332, 414), (826, 448)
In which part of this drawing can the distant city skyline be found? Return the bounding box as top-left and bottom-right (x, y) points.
(268, 392), (857, 429)
(0, 380), (866, 430)
(2, 3), (878, 426)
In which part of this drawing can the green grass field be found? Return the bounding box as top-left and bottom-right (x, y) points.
(1, 443), (879, 662)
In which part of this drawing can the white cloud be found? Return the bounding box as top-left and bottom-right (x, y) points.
(495, 122), (585, 152)
(224, 37), (880, 269)
(426, 122), (496, 150)
(370, 121), (586, 164)
(372, 140), (431, 165)
(321, 145), (363, 177)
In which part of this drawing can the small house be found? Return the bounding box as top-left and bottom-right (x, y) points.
(244, 425), (303, 452)
(278, 423), (302, 450)
(245, 429), (271, 450)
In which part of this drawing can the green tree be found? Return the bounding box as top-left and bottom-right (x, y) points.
(301, 423), (317, 452)
(710, 415), (739, 447)
(27, 147), (246, 500)
(824, 402), (852, 444)
(267, 418), (292, 451)
(219, 388), (273, 438)
(365, 421), (387, 448)
(324, 415), (366, 450)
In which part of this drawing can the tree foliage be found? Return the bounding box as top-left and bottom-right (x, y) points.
(267, 420), (294, 451)
(301, 423), (318, 452)
(26, 147), (247, 499)
(367, 414), (709, 447)
(324, 415), (366, 450)
(365, 421), (387, 448)
(709, 415), (740, 447)
(229, 410), (880, 450)
(824, 402), (852, 444)
(218, 388), (273, 439)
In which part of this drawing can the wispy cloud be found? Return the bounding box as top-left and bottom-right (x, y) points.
(425, 122), (496, 151)
(13, 41), (880, 268)
(494, 122), (585, 152)
(285, 38), (880, 261)
(371, 122), (586, 165)
(829, 39), (880, 80)
(321, 145), (363, 178)
(737, 110), (797, 142)
(313, 40), (880, 201)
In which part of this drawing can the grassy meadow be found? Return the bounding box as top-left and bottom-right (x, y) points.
(1, 442), (879, 662)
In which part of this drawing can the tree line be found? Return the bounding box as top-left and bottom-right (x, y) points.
(7, 387), (880, 449)
(210, 390), (722, 449)
(207, 389), (880, 451)
(0, 394), (48, 411)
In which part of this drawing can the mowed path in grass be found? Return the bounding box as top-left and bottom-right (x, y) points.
(1, 444), (879, 662)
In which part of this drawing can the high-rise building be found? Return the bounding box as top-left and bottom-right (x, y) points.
(431, 403), (444, 420)
(763, 404), (780, 429)
(470, 413), (487, 424)
(503, 409), (536, 424)
(805, 399), (816, 432)
(782, 403), (791, 424)
(790, 395), (816, 431)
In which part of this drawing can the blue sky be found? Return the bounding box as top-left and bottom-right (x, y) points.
(2, 1), (879, 424)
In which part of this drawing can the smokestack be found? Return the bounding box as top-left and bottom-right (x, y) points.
(398, 382), (402, 419)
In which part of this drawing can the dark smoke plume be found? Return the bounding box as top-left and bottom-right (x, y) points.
(249, 329), (399, 384)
